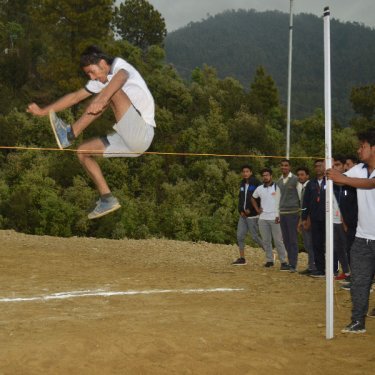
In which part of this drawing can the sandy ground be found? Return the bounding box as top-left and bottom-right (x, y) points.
(0, 230), (373, 375)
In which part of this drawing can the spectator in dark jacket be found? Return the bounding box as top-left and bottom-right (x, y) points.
(296, 167), (316, 275)
(332, 156), (351, 280)
(341, 156), (358, 266)
(334, 155), (358, 258)
(301, 159), (326, 277)
(232, 165), (264, 265)
(344, 155), (359, 172)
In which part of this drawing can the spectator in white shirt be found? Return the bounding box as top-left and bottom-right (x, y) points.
(251, 168), (288, 270)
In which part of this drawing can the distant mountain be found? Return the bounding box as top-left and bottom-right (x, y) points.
(165, 9), (375, 126)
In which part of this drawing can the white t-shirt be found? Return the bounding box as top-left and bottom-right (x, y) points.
(345, 163), (375, 240)
(252, 183), (280, 220)
(85, 57), (156, 127)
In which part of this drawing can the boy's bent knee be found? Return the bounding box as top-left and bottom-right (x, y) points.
(77, 141), (105, 162)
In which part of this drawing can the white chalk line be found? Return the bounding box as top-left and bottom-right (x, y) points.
(0, 287), (245, 303)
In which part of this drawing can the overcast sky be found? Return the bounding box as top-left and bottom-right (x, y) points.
(146, 0), (375, 31)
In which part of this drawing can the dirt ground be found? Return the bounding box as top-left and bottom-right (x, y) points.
(0, 230), (373, 375)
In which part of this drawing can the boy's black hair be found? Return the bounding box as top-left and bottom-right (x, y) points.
(296, 167), (310, 175)
(333, 154), (346, 165)
(260, 168), (273, 176)
(357, 128), (375, 147)
(80, 45), (114, 67)
(345, 155), (359, 164)
(241, 164), (253, 172)
(280, 159), (291, 165)
(314, 159), (324, 165)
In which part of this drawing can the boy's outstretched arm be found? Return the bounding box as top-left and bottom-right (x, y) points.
(27, 88), (91, 116)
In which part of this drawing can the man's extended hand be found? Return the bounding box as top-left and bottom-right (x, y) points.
(326, 168), (346, 184)
(26, 103), (47, 116)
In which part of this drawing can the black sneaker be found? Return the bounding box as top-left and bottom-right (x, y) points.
(341, 283), (351, 291)
(289, 266), (297, 273)
(299, 268), (313, 275)
(280, 263), (290, 271)
(309, 270), (325, 278)
(232, 257), (247, 266)
(340, 275), (351, 284)
(264, 262), (274, 268)
(341, 321), (366, 334)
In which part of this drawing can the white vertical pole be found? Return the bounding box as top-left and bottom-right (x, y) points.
(323, 6), (334, 340)
(286, 0), (294, 159)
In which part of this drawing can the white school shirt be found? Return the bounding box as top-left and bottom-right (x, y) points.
(297, 180), (309, 201)
(345, 163), (375, 240)
(281, 172), (293, 184)
(243, 183), (249, 211)
(252, 183), (280, 221)
(85, 57), (156, 127)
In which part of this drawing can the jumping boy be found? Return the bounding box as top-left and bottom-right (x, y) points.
(27, 45), (155, 219)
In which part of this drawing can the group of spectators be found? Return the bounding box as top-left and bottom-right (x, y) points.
(233, 128), (375, 334)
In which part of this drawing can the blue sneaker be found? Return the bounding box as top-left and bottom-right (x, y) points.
(49, 110), (72, 149)
(88, 196), (121, 219)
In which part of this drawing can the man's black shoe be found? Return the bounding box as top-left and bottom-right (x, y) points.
(309, 270), (325, 278)
(299, 268), (313, 275)
(264, 262), (274, 267)
(280, 262), (290, 271)
(339, 275), (351, 284)
(232, 257), (247, 266)
(341, 283), (351, 291)
(341, 321), (366, 334)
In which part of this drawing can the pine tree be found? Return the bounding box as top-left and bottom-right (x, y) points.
(113, 0), (167, 50)
(248, 66), (280, 117)
(29, 0), (115, 93)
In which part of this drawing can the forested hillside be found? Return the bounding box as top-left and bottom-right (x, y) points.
(165, 9), (375, 126)
(0, 1), (373, 243)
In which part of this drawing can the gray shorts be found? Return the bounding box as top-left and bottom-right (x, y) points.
(102, 105), (154, 158)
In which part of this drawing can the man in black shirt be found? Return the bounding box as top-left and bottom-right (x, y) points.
(301, 160), (326, 277)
